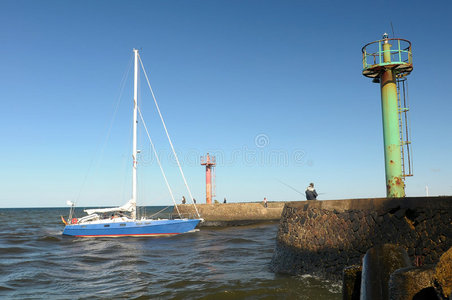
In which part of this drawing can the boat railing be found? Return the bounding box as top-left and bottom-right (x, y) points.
(138, 207), (199, 220)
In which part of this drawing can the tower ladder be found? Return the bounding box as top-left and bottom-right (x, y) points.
(212, 164), (216, 200)
(396, 76), (413, 179)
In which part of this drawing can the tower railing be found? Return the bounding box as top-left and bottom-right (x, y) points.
(362, 38), (413, 78)
(200, 155), (216, 165)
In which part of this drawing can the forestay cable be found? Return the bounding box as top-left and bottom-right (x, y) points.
(138, 55), (201, 219)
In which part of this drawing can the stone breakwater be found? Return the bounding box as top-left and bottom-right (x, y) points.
(175, 202), (286, 226)
(271, 197), (452, 281)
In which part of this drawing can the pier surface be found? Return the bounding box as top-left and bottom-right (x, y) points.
(175, 202), (286, 226)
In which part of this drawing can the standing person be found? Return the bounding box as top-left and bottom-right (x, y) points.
(193, 198), (196, 204)
(305, 183), (318, 200)
(223, 198), (227, 204)
(263, 197), (268, 208)
(182, 196), (186, 204)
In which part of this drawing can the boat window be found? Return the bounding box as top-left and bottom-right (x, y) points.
(145, 222), (151, 224)
(104, 225), (110, 227)
(120, 224), (126, 227)
(136, 223), (142, 225)
(81, 226), (87, 228)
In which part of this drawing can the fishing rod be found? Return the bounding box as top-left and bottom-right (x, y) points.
(277, 179), (304, 196)
(276, 179), (326, 197)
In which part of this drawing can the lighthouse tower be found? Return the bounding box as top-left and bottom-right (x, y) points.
(201, 153), (216, 204)
(362, 33), (414, 197)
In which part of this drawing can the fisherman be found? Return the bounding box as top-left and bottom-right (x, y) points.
(182, 196), (186, 204)
(263, 197), (268, 208)
(223, 197), (227, 204)
(305, 183), (318, 200)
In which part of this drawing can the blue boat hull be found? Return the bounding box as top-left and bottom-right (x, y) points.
(62, 219), (201, 237)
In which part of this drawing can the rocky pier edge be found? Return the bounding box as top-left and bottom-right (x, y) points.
(270, 196), (451, 284)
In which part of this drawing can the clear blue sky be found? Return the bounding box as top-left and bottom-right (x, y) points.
(1, 0), (451, 208)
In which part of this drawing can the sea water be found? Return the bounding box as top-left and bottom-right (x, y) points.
(0, 207), (341, 299)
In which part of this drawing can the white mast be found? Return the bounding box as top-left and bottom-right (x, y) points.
(131, 49), (138, 220)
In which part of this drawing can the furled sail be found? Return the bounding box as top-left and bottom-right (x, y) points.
(84, 199), (135, 215)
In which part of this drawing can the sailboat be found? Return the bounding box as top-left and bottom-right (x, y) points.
(62, 49), (202, 237)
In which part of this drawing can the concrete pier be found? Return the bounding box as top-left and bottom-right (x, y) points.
(174, 202), (286, 226)
(360, 244), (412, 300)
(342, 244), (448, 300)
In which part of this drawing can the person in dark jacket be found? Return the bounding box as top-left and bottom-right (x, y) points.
(305, 183), (318, 200)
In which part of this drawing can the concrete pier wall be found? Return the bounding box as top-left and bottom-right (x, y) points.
(175, 202), (285, 226)
(271, 196), (452, 281)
